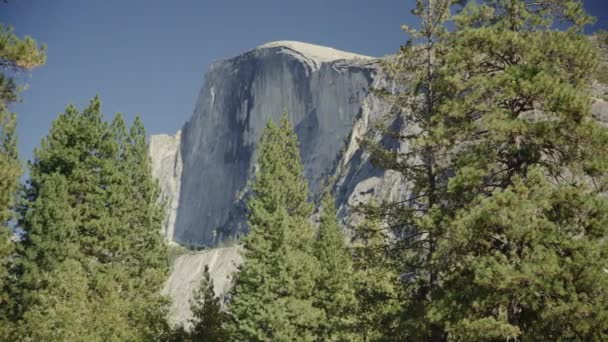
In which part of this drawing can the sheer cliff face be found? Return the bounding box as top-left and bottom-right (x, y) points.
(151, 42), (608, 324)
(169, 41), (377, 246)
(149, 132), (182, 240)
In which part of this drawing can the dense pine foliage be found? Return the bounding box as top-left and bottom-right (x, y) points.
(227, 115), (323, 341)
(0, 19), (45, 340)
(11, 98), (169, 341)
(0, 0), (606, 341)
(361, 0), (608, 340)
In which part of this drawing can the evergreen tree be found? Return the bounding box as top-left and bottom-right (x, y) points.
(124, 116), (168, 283)
(350, 212), (403, 342)
(365, 0), (608, 340)
(435, 1), (608, 339)
(15, 259), (98, 342)
(361, 0), (458, 339)
(228, 114), (322, 341)
(0, 21), (45, 335)
(18, 98), (118, 292)
(16, 97), (170, 340)
(313, 192), (358, 341)
(187, 265), (229, 342)
(107, 114), (170, 338)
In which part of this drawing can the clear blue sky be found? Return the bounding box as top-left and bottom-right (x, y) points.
(2, 0), (607, 162)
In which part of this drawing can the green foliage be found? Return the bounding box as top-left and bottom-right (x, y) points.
(361, 0), (458, 339)
(443, 170), (608, 340)
(0, 109), (19, 306)
(14, 97), (170, 340)
(187, 265), (229, 342)
(313, 192), (358, 341)
(350, 212), (403, 342)
(15, 260), (99, 342)
(228, 114), (322, 341)
(0, 24), (46, 71)
(0, 18), (45, 336)
(439, 2), (608, 338)
(593, 31), (608, 86)
(364, 0), (608, 340)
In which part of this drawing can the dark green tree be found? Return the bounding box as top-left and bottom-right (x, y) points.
(365, 0), (608, 340)
(15, 259), (98, 342)
(187, 265), (229, 342)
(107, 114), (170, 338)
(360, 0), (458, 340)
(0, 22), (45, 335)
(228, 114), (322, 341)
(350, 212), (403, 342)
(435, 1), (608, 339)
(313, 192), (358, 341)
(16, 97), (170, 340)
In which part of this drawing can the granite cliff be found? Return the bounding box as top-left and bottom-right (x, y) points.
(152, 41), (383, 247)
(151, 41), (397, 323)
(151, 41), (608, 325)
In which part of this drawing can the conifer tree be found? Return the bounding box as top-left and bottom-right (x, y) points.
(365, 0), (608, 340)
(187, 265), (229, 342)
(228, 114), (322, 341)
(350, 212), (403, 342)
(107, 114), (169, 337)
(0, 22), (45, 333)
(124, 116), (167, 283)
(361, 0), (458, 339)
(435, 1), (608, 339)
(15, 259), (97, 342)
(16, 97), (170, 340)
(313, 192), (358, 341)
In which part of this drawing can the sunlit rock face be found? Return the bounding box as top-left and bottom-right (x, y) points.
(150, 41), (608, 326)
(168, 41), (378, 247)
(149, 131), (182, 240)
(162, 246), (241, 326)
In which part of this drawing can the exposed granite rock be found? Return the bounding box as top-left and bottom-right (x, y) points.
(172, 41), (378, 247)
(149, 131), (182, 240)
(149, 42), (608, 325)
(162, 246), (242, 326)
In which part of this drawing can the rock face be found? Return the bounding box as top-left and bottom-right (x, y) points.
(165, 41), (378, 247)
(162, 246), (241, 325)
(149, 132), (182, 240)
(150, 41), (608, 326)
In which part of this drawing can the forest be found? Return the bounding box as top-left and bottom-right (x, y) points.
(1, 0), (608, 341)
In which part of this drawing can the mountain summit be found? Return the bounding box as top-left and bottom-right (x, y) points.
(150, 41), (381, 247)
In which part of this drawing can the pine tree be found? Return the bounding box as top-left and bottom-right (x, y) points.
(18, 98), (116, 289)
(349, 208), (404, 342)
(0, 108), (20, 304)
(433, 0), (608, 340)
(364, 0), (608, 340)
(124, 116), (167, 284)
(228, 114), (322, 341)
(313, 192), (358, 341)
(187, 265), (229, 342)
(16, 97), (170, 340)
(360, 0), (458, 339)
(15, 259), (98, 342)
(107, 114), (170, 338)
(0, 21), (45, 335)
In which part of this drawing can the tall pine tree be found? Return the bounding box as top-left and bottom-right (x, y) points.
(16, 97), (170, 340)
(436, 0), (608, 339)
(361, 0), (459, 340)
(350, 210), (403, 342)
(0, 22), (45, 336)
(313, 192), (358, 341)
(364, 0), (608, 339)
(228, 114), (322, 341)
